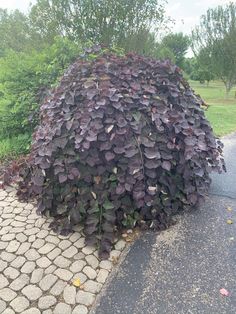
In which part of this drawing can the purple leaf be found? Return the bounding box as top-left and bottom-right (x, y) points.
(162, 161), (171, 171)
(59, 174), (67, 183)
(144, 147), (161, 159)
(105, 152), (115, 161)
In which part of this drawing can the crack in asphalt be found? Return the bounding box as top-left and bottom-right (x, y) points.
(209, 192), (236, 200)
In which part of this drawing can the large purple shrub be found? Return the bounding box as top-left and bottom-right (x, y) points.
(15, 49), (225, 258)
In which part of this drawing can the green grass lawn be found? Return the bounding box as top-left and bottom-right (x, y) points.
(189, 80), (236, 137)
(0, 133), (31, 161)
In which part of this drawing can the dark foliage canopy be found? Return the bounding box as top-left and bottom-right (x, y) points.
(9, 47), (225, 258)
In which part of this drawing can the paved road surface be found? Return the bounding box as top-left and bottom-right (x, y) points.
(211, 133), (236, 199)
(93, 133), (236, 314)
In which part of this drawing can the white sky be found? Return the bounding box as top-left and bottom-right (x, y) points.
(0, 0), (35, 12)
(166, 0), (235, 34)
(0, 0), (235, 34)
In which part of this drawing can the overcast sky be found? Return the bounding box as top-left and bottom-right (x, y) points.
(166, 0), (234, 34)
(0, 0), (235, 34)
(0, 0), (35, 12)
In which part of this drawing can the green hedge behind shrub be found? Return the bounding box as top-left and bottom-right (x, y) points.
(0, 37), (81, 140)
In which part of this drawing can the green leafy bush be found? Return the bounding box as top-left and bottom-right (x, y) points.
(0, 37), (81, 139)
(10, 48), (225, 258)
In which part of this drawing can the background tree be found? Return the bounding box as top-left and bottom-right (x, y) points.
(190, 68), (214, 85)
(29, 0), (62, 45)
(182, 57), (195, 76)
(155, 45), (176, 63)
(159, 32), (190, 68)
(0, 9), (30, 55)
(192, 2), (236, 96)
(29, 0), (168, 54)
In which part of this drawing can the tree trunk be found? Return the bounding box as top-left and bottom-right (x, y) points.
(225, 81), (232, 98)
(226, 88), (230, 98)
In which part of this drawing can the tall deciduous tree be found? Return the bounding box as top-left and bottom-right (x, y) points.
(192, 2), (236, 96)
(0, 8), (52, 55)
(0, 9), (30, 55)
(160, 32), (190, 68)
(29, 0), (168, 53)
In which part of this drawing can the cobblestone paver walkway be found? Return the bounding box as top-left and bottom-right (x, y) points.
(0, 187), (126, 314)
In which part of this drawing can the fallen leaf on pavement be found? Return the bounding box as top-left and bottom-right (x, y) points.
(72, 278), (81, 287)
(111, 256), (119, 265)
(226, 219), (233, 224)
(227, 207), (233, 212)
(220, 288), (229, 296)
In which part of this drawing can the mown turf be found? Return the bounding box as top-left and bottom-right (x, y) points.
(0, 133), (31, 161)
(190, 80), (236, 137)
